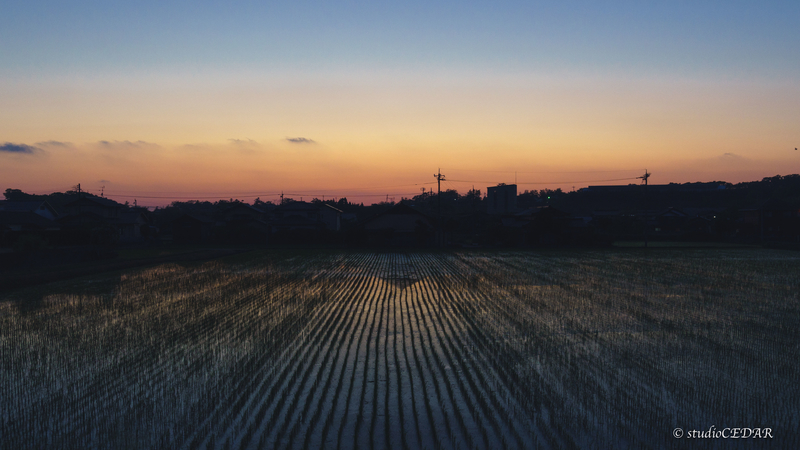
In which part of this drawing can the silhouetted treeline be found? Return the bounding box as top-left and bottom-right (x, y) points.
(2, 174), (799, 260)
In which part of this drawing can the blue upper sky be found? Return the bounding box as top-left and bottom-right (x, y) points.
(3, 1), (798, 79)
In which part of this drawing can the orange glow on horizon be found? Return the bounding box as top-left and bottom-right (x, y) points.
(2, 71), (798, 206)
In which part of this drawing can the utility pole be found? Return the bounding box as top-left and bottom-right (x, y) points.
(639, 169), (650, 248)
(280, 191), (284, 205)
(433, 169), (446, 246)
(74, 183), (82, 222)
(640, 169), (650, 188)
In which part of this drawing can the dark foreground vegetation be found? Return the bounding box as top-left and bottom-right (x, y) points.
(2, 249), (798, 448)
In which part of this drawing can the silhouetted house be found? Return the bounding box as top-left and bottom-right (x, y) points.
(116, 210), (150, 242)
(499, 208), (531, 229)
(523, 206), (573, 246)
(685, 216), (714, 238)
(64, 196), (123, 220)
(361, 203), (434, 247)
(171, 213), (214, 243)
(650, 207), (720, 240)
(761, 200), (800, 242)
(57, 211), (108, 229)
(446, 211), (492, 247)
(487, 184), (517, 215)
(342, 212), (358, 224)
(58, 197), (154, 245)
(219, 204), (269, 244)
(588, 209), (649, 241)
(652, 207), (689, 236)
(0, 200), (59, 220)
(736, 209), (761, 240)
(222, 203), (268, 223)
(57, 210), (114, 245)
(0, 211), (60, 247)
(0, 200), (61, 247)
(319, 204), (343, 231)
(271, 201), (342, 233)
(682, 207), (725, 221)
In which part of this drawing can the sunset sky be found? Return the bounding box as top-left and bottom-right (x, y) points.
(2, 1), (799, 206)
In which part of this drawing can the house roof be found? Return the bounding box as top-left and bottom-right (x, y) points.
(0, 201), (59, 220)
(361, 203), (433, 229)
(372, 202), (430, 218)
(65, 196), (122, 208)
(116, 211), (149, 225)
(760, 198), (800, 210)
(56, 211), (109, 226)
(0, 211), (60, 229)
(172, 213), (215, 224)
(0, 200), (55, 212)
(321, 203), (343, 213)
(273, 215), (321, 226)
(515, 205), (569, 216)
(224, 203), (266, 214)
(275, 201), (320, 212)
(656, 207), (688, 218)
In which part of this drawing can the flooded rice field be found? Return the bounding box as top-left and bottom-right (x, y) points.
(2, 250), (799, 448)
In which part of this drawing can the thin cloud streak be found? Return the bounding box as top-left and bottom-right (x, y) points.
(97, 140), (159, 150)
(286, 137), (315, 144)
(229, 138), (258, 145)
(35, 140), (74, 148)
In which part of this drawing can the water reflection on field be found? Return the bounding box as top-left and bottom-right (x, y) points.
(1, 250), (798, 448)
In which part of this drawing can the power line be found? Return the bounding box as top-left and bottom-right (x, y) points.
(286, 181), (438, 192)
(103, 180), (440, 201)
(446, 177), (640, 185)
(106, 181), (438, 198)
(442, 167), (644, 174)
(107, 194), (281, 199)
(283, 192), (420, 198)
(520, 176), (642, 185)
(108, 191), (425, 201)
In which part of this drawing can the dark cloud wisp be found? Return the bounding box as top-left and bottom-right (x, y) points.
(0, 142), (40, 154)
(286, 137), (316, 144)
